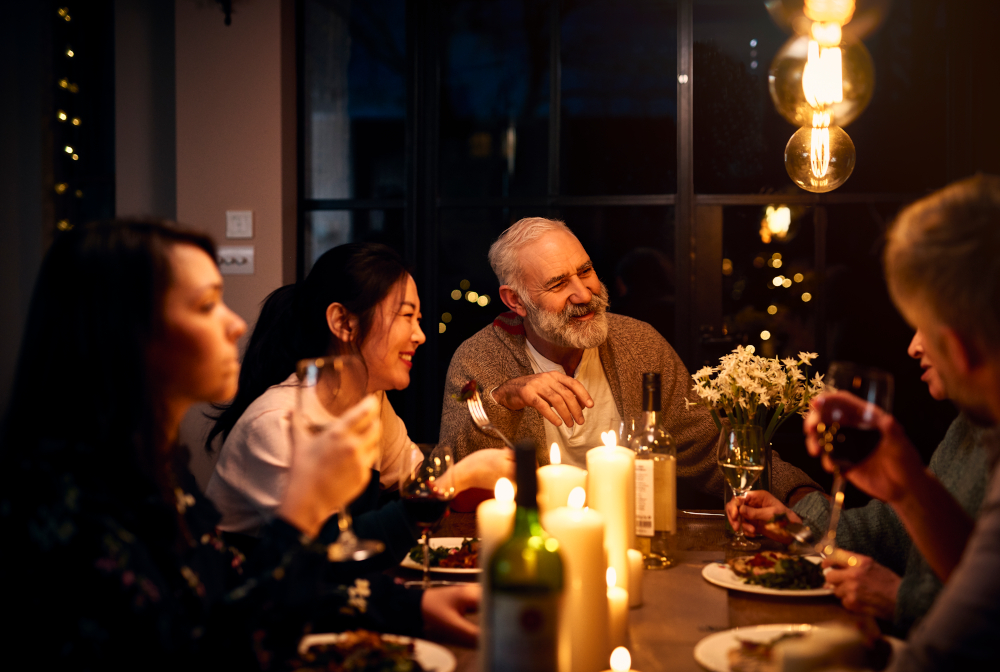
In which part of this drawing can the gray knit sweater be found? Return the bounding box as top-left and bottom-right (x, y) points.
(793, 413), (988, 636)
(439, 311), (821, 506)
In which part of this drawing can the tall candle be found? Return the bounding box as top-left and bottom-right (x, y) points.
(607, 568), (629, 651)
(477, 478), (516, 672)
(587, 431), (635, 595)
(538, 443), (588, 518)
(542, 487), (609, 672)
(626, 549), (643, 608)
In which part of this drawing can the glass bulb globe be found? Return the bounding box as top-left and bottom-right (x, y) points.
(765, 0), (893, 42)
(785, 124), (855, 193)
(769, 34), (875, 127)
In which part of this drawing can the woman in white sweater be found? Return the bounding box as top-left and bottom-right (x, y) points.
(206, 243), (511, 559)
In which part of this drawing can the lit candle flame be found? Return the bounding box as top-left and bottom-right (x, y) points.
(567, 487), (586, 510)
(606, 567), (617, 589)
(550, 442), (561, 465)
(495, 477), (514, 504)
(601, 430), (617, 449)
(610, 647), (632, 672)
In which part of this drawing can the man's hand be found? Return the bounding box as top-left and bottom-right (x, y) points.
(493, 372), (594, 427)
(725, 490), (801, 538)
(822, 551), (901, 621)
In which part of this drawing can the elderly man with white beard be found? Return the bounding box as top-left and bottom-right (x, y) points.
(439, 217), (820, 507)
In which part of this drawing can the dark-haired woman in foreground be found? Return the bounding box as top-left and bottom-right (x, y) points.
(0, 221), (477, 669)
(206, 242), (511, 561)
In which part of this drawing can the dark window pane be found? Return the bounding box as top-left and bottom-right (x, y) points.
(303, 209), (405, 273)
(561, 0), (678, 195)
(693, 1), (788, 193)
(720, 205), (816, 358)
(303, 0), (405, 200)
(439, 1), (550, 199)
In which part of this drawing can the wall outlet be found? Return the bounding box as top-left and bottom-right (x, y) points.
(226, 210), (253, 239)
(218, 245), (254, 275)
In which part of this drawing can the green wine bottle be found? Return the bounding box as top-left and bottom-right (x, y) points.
(488, 440), (564, 672)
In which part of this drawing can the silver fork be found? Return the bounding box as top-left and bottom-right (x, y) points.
(467, 388), (517, 450)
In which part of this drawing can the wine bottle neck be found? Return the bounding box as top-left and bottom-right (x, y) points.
(513, 503), (545, 537)
(642, 410), (658, 430)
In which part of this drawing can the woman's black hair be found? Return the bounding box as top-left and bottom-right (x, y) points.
(1, 219), (216, 487)
(206, 242), (409, 452)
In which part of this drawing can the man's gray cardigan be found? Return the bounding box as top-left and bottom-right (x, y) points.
(439, 311), (821, 506)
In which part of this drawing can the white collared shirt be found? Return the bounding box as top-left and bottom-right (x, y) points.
(524, 340), (622, 468)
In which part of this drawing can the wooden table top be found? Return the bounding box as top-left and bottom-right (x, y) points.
(394, 510), (868, 672)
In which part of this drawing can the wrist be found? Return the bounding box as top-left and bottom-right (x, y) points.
(785, 486), (818, 508)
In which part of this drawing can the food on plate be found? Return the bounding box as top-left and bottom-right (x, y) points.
(763, 513), (797, 544)
(727, 551), (825, 590)
(408, 537), (479, 569)
(293, 629), (426, 672)
(452, 379), (482, 402)
(728, 624), (892, 672)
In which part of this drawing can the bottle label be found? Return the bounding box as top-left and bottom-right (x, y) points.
(635, 460), (655, 537)
(654, 455), (677, 533)
(490, 592), (560, 672)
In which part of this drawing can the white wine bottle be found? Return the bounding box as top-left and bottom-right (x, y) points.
(630, 372), (677, 569)
(488, 440), (564, 672)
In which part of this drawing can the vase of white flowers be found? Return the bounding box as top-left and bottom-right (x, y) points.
(688, 346), (826, 491)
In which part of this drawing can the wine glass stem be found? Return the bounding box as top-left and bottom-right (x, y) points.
(733, 492), (746, 542)
(820, 470), (845, 555)
(421, 531), (431, 590)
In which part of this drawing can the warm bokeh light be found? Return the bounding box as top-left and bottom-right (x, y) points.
(761, 330), (772, 341)
(57, 110), (67, 121)
(767, 305), (778, 315)
(794, 273), (804, 282)
(773, 276), (784, 287)
(438, 323), (446, 334)
(760, 206), (791, 243)
(451, 289), (461, 300)
(441, 312), (452, 323)
(802, 292), (813, 302)
(782, 278), (793, 288)
(460, 279), (470, 290)
(477, 294), (490, 306)
(722, 258), (733, 275)
(466, 291), (479, 303)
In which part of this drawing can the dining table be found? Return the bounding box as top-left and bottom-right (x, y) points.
(394, 508), (875, 672)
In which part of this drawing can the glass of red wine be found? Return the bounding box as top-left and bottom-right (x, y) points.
(400, 443), (456, 588)
(294, 355), (385, 562)
(816, 362), (894, 555)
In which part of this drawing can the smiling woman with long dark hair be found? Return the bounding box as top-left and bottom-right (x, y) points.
(0, 220), (478, 669)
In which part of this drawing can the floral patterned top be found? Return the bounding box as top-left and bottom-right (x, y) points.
(0, 440), (423, 670)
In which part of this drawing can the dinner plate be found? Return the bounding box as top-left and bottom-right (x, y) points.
(400, 537), (481, 574)
(694, 623), (816, 672)
(693, 623), (904, 672)
(299, 632), (457, 672)
(701, 556), (833, 596)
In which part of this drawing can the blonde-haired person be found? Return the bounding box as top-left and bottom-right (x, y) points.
(801, 174), (1000, 670)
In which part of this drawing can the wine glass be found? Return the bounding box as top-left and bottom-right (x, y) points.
(717, 420), (765, 551)
(400, 443), (457, 588)
(816, 362), (894, 555)
(294, 355), (385, 562)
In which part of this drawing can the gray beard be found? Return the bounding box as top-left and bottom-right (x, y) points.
(522, 282), (610, 350)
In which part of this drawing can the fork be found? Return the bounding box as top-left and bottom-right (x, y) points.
(466, 388), (517, 450)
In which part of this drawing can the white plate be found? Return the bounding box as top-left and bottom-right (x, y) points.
(693, 623), (904, 672)
(400, 537), (480, 574)
(299, 632), (457, 672)
(701, 556), (833, 596)
(694, 623), (816, 672)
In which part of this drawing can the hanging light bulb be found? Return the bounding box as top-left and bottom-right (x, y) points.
(785, 115), (855, 193)
(769, 34), (874, 127)
(766, 0), (892, 42)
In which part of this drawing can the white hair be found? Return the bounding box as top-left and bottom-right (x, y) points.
(487, 217), (577, 296)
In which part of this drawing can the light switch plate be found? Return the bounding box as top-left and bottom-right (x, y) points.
(226, 210), (253, 239)
(218, 246), (254, 275)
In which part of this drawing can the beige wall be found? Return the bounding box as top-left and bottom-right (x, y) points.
(175, 0), (297, 488)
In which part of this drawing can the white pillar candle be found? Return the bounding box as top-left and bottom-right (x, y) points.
(477, 478), (516, 672)
(586, 432), (635, 596)
(607, 568), (629, 651)
(538, 443), (588, 519)
(626, 549), (643, 608)
(601, 647), (639, 672)
(542, 487), (609, 672)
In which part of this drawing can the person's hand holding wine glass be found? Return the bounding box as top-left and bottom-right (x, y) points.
(400, 444), (457, 588)
(717, 420), (765, 551)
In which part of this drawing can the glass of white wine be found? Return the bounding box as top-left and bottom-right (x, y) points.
(717, 420), (765, 551)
